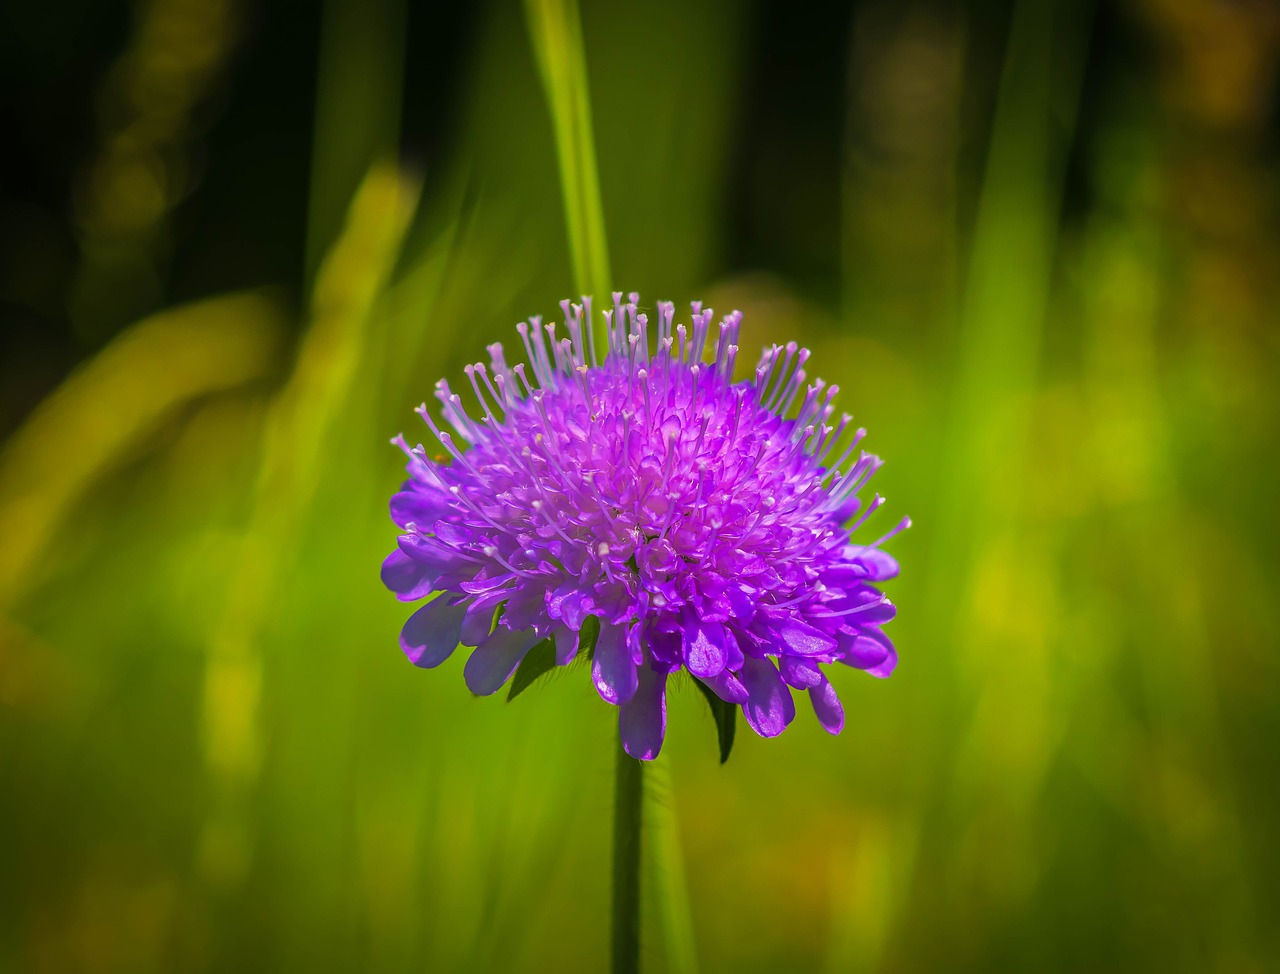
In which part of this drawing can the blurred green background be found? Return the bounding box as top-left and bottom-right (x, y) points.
(3, 0), (1279, 970)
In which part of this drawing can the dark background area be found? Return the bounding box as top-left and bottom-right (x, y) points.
(2, 0), (1163, 430)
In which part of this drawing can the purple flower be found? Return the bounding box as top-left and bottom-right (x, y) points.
(382, 294), (908, 760)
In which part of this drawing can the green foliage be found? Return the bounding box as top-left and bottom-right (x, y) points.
(692, 678), (736, 765)
(579, 614), (601, 661)
(507, 637), (557, 701)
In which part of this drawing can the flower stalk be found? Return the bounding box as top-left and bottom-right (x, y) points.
(523, 0), (612, 305)
(612, 744), (643, 974)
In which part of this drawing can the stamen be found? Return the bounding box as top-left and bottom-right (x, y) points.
(868, 515), (912, 549)
(765, 342), (798, 410)
(583, 295), (598, 367)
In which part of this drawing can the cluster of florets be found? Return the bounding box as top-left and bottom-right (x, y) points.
(381, 294), (906, 759)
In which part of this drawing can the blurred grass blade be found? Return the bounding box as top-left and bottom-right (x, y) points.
(524, 0), (612, 303)
(0, 291), (286, 610)
(379, 203), (466, 406)
(262, 164), (421, 513)
(646, 756), (700, 974)
(306, 0), (408, 287)
(200, 163), (422, 886)
(822, 816), (919, 974)
(925, 0), (1090, 622)
(923, 0), (1092, 914)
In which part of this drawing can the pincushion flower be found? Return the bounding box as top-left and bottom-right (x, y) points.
(381, 294), (907, 760)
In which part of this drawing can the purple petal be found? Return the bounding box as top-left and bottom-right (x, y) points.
(858, 597), (897, 624)
(866, 644), (898, 678)
(850, 546), (899, 580)
(756, 613), (837, 656)
(809, 676), (845, 734)
(381, 548), (435, 601)
(432, 569), (480, 592)
(590, 580), (633, 624)
(778, 656), (823, 690)
(645, 625), (684, 669)
(592, 624), (638, 705)
(626, 623), (645, 665)
(702, 668), (749, 705)
(840, 628), (895, 672)
(501, 582), (550, 634)
(400, 598), (466, 668)
(397, 533), (465, 573)
(390, 488), (451, 529)
(722, 584), (757, 624)
(432, 522), (477, 547)
(832, 495), (862, 523)
(682, 618), (727, 678)
(827, 549), (899, 585)
(739, 656), (795, 738)
(460, 592), (506, 646)
(722, 627), (745, 669)
(548, 583), (589, 629)
(552, 624), (579, 665)
(460, 569), (515, 595)
(463, 628), (540, 695)
(779, 618), (838, 655)
(619, 666), (668, 760)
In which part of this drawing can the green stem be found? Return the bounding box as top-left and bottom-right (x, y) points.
(612, 743), (643, 974)
(523, 0), (612, 334)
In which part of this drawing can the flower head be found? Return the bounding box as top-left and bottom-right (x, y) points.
(381, 294), (907, 760)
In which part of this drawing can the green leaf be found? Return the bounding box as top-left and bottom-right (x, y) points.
(506, 636), (557, 701)
(579, 615), (601, 661)
(507, 616), (602, 700)
(693, 678), (736, 764)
